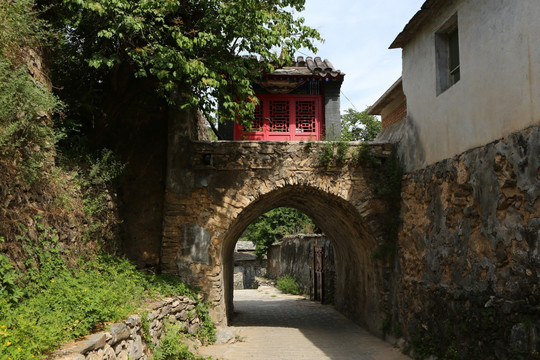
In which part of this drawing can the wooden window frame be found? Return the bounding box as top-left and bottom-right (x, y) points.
(234, 94), (323, 141)
(436, 14), (460, 95)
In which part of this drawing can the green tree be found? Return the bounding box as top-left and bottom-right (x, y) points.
(340, 107), (382, 141)
(42, 0), (322, 129)
(239, 207), (318, 258)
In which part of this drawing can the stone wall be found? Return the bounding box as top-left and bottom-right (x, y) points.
(267, 235), (335, 303)
(162, 114), (396, 333)
(267, 243), (281, 279)
(234, 257), (266, 289)
(50, 296), (204, 360)
(397, 126), (540, 358)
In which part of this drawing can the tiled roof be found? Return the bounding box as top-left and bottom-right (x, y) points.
(234, 252), (259, 262)
(270, 56), (345, 78)
(235, 241), (256, 251)
(390, 0), (445, 49)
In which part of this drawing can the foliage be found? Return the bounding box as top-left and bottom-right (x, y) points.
(318, 142), (334, 168)
(195, 302), (216, 344)
(276, 275), (301, 295)
(75, 148), (125, 243)
(373, 151), (402, 203)
(335, 141), (349, 164)
(153, 322), (196, 360)
(83, 148), (126, 187)
(239, 207), (317, 258)
(317, 141), (350, 168)
(0, 0), (63, 184)
(368, 151), (402, 262)
(0, 254), (24, 307)
(0, 221), (213, 360)
(382, 318), (403, 339)
(153, 316), (214, 360)
(43, 0), (322, 128)
(340, 107), (381, 142)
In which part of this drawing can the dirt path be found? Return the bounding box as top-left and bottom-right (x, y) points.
(197, 286), (410, 360)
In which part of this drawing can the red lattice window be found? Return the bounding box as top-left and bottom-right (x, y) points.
(269, 101), (289, 132)
(234, 94), (323, 141)
(295, 101), (316, 133)
(246, 102), (263, 132)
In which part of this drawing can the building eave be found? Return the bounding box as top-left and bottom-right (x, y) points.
(389, 0), (446, 49)
(367, 77), (403, 115)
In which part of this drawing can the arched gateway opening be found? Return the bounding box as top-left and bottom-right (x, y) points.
(160, 138), (395, 335)
(221, 185), (384, 331)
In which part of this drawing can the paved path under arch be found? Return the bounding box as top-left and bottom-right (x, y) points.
(197, 286), (410, 360)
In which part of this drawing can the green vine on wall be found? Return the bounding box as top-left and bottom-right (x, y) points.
(355, 147), (403, 262)
(314, 140), (403, 262)
(317, 141), (351, 168)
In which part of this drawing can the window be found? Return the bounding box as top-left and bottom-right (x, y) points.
(234, 95), (323, 141)
(436, 14), (460, 94)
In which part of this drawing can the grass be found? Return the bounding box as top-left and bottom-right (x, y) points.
(0, 231), (215, 360)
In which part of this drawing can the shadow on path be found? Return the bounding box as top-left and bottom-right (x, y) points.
(198, 287), (410, 360)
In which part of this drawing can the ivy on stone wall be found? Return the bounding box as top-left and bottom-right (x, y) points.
(361, 150), (402, 262)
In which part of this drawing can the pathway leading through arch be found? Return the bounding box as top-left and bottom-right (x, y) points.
(198, 286), (410, 360)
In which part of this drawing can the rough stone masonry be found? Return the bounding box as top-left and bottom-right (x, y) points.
(161, 109), (397, 335)
(397, 126), (540, 357)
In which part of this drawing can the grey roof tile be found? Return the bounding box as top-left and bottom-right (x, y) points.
(269, 56), (345, 78)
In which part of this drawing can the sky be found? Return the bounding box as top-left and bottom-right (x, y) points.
(298, 0), (425, 112)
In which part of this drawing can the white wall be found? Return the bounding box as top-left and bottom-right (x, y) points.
(401, 0), (540, 170)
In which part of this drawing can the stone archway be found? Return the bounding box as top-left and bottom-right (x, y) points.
(220, 185), (383, 332)
(160, 130), (396, 334)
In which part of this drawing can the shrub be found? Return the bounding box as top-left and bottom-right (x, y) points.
(0, 0), (63, 184)
(153, 322), (195, 360)
(0, 225), (213, 360)
(276, 275), (301, 295)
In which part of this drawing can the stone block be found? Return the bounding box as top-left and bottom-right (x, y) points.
(128, 335), (144, 360)
(176, 309), (189, 321)
(85, 353), (100, 360)
(126, 314), (141, 327)
(50, 354), (85, 360)
(117, 349), (129, 360)
(58, 333), (107, 356)
(102, 345), (117, 360)
(510, 323), (529, 353)
(187, 323), (200, 335)
(109, 323), (131, 344)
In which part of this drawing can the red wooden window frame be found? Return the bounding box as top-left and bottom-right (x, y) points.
(234, 94), (324, 141)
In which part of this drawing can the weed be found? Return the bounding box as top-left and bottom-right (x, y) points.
(382, 318), (392, 335)
(319, 142), (334, 168)
(303, 141), (314, 151)
(444, 345), (460, 360)
(153, 322), (196, 360)
(335, 141), (349, 164)
(382, 319), (404, 339)
(195, 303), (216, 344)
(393, 322), (404, 338)
(276, 275), (301, 295)
(367, 151), (403, 263)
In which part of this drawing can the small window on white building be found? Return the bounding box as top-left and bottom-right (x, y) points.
(436, 14), (460, 95)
